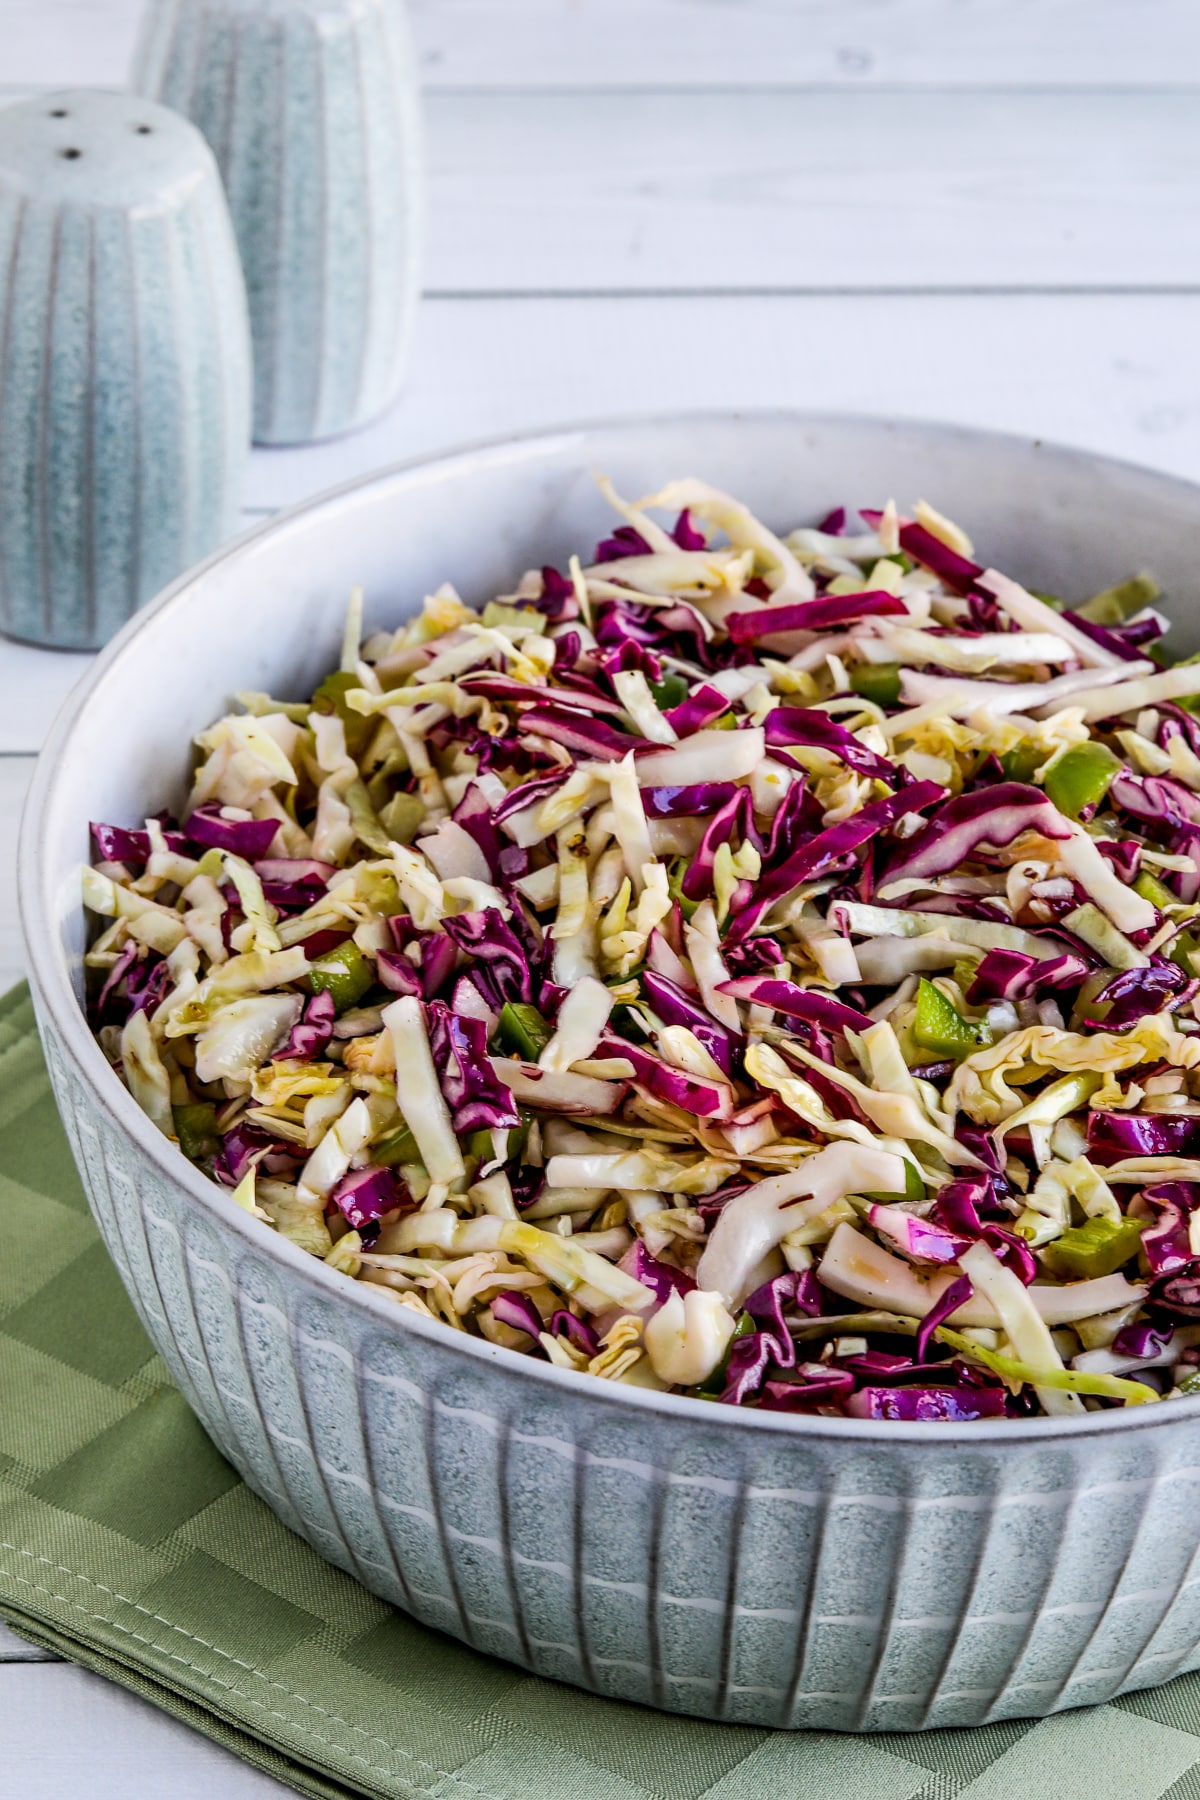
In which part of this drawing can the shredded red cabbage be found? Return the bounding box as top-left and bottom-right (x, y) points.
(186, 805), (280, 858)
(726, 590), (906, 642)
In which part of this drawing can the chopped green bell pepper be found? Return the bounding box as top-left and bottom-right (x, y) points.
(648, 672), (689, 711)
(1043, 741), (1121, 820)
(308, 940), (374, 1013)
(173, 1102), (220, 1163)
(498, 1001), (552, 1061)
(1176, 1368), (1200, 1396)
(912, 978), (991, 1059)
(1169, 928), (1200, 979)
(466, 1117), (531, 1168)
(850, 663), (901, 708)
(372, 1118), (423, 1168)
(1041, 1214), (1144, 1279)
(999, 742), (1044, 784)
(1134, 869), (1176, 909)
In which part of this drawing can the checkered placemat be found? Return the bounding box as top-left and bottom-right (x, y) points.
(5, 980), (1200, 1799)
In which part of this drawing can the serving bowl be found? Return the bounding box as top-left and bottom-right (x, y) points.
(21, 411), (1200, 1732)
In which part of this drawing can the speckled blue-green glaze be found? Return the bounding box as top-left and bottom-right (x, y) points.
(135, 0), (423, 446)
(0, 90), (250, 649)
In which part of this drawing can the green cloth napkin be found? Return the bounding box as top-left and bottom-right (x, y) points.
(8, 981), (1200, 1800)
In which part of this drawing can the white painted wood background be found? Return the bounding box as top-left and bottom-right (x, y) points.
(2, 0), (1199, 1790)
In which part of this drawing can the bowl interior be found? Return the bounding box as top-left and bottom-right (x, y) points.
(26, 408), (1200, 1007)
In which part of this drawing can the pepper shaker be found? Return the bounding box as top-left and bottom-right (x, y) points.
(134, 0), (423, 445)
(0, 90), (251, 650)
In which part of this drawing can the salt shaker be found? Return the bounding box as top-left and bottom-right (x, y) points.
(134, 0), (423, 446)
(0, 90), (251, 650)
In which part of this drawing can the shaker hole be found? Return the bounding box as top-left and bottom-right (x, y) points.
(135, 125), (153, 134)
(60, 148), (83, 160)
(49, 108), (68, 118)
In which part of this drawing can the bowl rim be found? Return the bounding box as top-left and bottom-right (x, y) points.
(21, 404), (1200, 1447)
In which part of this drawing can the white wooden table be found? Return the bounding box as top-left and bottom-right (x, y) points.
(3, 0), (1200, 1789)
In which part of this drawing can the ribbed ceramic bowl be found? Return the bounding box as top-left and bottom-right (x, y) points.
(20, 413), (1200, 1732)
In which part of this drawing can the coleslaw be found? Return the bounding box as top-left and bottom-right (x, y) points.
(82, 477), (1200, 1419)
